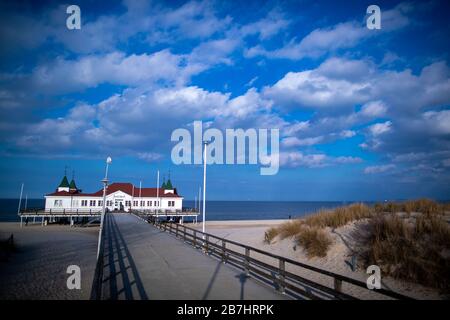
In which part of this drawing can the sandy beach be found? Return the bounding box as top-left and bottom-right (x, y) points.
(190, 219), (446, 300)
(0, 222), (99, 300)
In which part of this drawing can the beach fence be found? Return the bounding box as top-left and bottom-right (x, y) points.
(140, 213), (413, 300)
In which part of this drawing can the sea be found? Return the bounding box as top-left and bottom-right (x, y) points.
(0, 199), (372, 222)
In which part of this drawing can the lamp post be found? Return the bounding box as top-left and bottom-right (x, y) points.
(202, 140), (210, 240)
(18, 183), (24, 227)
(156, 170), (160, 214)
(97, 156), (112, 259)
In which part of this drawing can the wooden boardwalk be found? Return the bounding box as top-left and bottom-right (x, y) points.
(98, 212), (289, 300)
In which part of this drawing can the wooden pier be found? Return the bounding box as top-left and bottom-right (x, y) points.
(18, 208), (102, 227)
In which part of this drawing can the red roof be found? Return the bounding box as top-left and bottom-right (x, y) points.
(46, 182), (182, 198)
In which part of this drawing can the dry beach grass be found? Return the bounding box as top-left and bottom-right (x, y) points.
(263, 199), (450, 294)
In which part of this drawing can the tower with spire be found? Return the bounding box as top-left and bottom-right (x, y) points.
(56, 167), (80, 193)
(166, 170), (173, 190)
(69, 170), (80, 192)
(57, 166), (70, 192)
(161, 174), (167, 189)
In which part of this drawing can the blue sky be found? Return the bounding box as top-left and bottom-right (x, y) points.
(0, 0), (449, 200)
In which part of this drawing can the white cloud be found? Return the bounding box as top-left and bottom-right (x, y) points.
(264, 69), (371, 109)
(334, 156), (362, 164)
(364, 164), (396, 174)
(368, 121), (392, 136)
(246, 76), (258, 87)
(422, 110), (450, 135)
(279, 151), (362, 168)
(360, 101), (388, 117)
(246, 2), (413, 60)
(281, 136), (324, 147)
(240, 8), (290, 40)
(29, 50), (187, 93)
(137, 152), (164, 162)
(339, 130), (356, 138)
(280, 152), (328, 168)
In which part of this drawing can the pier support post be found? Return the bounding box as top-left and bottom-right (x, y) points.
(20, 217), (23, 228)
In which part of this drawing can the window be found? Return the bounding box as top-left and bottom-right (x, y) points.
(81, 200), (88, 207)
(90, 200), (96, 207)
(155, 201), (159, 207)
(98, 200), (103, 206)
(140, 201), (145, 207)
(168, 201), (175, 207)
(107, 200), (112, 206)
(125, 200), (131, 207)
(147, 201), (152, 206)
(133, 200), (138, 206)
(54, 199), (63, 207)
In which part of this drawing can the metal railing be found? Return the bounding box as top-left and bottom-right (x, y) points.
(90, 213), (107, 300)
(19, 208), (102, 215)
(132, 208), (199, 215)
(140, 213), (413, 300)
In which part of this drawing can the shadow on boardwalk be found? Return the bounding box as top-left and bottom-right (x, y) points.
(101, 214), (148, 300)
(98, 213), (288, 300)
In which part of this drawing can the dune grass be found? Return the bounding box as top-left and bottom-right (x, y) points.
(295, 227), (332, 258)
(374, 198), (448, 216)
(263, 202), (373, 245)
(264, 198), (450, 289)
(263, 222), (332, 258)
(264, 227), (279, 244)
(304, 203), (373, 229)
(362, 213), (450, 292)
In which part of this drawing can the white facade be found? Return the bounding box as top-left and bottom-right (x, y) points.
(45, 183), (183, 213)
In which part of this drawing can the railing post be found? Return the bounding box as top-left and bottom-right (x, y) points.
(334, 278), (342, 293)
(193, 230), (197, 247)
(176, 223), (179, 238)
(222, 240), (226, 263)
(183, 225), (186, 242)
(245, 248), (250, 275)
(278, 258), (285, 293)
(204, 235), (209, 254)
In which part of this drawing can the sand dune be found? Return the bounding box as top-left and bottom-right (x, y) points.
(190, 219), (445, 300)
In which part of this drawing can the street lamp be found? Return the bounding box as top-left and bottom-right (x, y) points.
(202, 141), (211, 240)
(97, 156), (112, 259)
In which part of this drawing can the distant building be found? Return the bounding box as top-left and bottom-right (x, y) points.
(45, 175), (183, 212)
